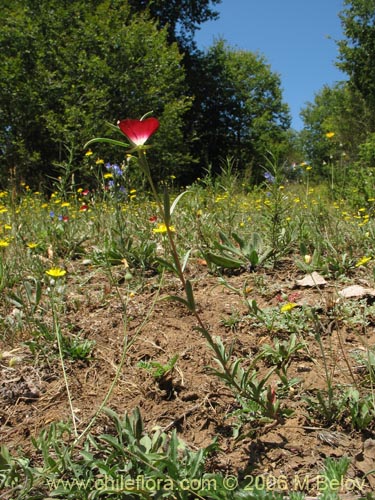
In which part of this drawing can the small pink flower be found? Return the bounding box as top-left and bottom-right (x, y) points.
(118, 117), (159, 147)
(288, 292), (300, 302)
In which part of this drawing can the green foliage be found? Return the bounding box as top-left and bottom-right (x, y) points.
(206, 335), (293, 435)
(259, 334), (305, 376)
(304, 387), (347, 425)
(338, 0), (375, 130)
(0, 0), (192, 188)
(344, 388), (375, 430)
(299, 83), (368, 174)
(137, 354), (179, 380)
(0, 407), (219, 499)
(205, 231), (273, 271)
(127, 0), (222, 49)
(319, 457), (351, 499)
(189, 39), (291, 178)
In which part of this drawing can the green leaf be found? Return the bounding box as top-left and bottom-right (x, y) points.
(163, 294), (190, 309)
(170, 190), (189, 215)
(205, 252), (243, 269)
(163, 187), (171, 226)
(181, 248), (192, 272)
(249, 249), (259, 267)
(185, 279), (196, 312)
(232, 232), (245, 249)
(156, 257), (178, 274)
(83, 137), (130, 149)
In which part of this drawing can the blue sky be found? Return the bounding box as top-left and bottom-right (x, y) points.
(194, 0), (347, 130)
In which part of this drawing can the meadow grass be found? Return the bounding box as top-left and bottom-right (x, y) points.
(0, 168), (375, 499)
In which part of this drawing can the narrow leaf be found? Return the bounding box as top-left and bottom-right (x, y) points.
(170, 190), (189, 215)
(163, 187), (171, 226)
(205, 252), (243, 269)
(83, 137), (130, 149)
(163, 294), (190, 309)
(185, 279), (196, 312)
(181, 248), (192, 272)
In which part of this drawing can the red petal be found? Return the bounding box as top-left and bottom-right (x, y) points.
(118, 117), (159, 146)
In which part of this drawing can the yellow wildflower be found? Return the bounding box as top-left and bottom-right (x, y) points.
(326, 132), (335, 139)
(153, 223), (175, 234)
(45, 267), (66, 277)
(85, 149), (93, 156)
(280, 302), (297, 313)
(0, 240), (10, 247)
(355, 256), (372, 267)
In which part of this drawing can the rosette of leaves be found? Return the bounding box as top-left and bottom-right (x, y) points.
(204, 231), (273, 271)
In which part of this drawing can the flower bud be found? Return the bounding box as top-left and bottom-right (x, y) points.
(304, 254), (312, 264)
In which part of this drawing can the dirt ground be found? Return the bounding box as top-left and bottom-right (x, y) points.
(1, 259), (375, 498)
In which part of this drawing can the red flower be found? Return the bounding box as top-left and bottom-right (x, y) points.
(80, 204), (89, 211)
(149, 215), (157, 222)
(118, 117), (159, 147)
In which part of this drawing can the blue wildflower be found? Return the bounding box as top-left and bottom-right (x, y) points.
(263, 171), (275, 183)
(106, 163), (123, 177)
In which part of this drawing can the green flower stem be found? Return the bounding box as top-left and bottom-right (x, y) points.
(137, 150), (244, 396)
(50, 289), (78, 437)
(137, 151), (186, 285)
(73, 259), (163, 447)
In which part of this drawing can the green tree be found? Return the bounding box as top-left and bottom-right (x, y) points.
(187, 40), (291, 180)
(337, 0), (375, 131)
(127, 0), (221, 49)
(299, 82), (369, 176)
(0, 0), (191, 189)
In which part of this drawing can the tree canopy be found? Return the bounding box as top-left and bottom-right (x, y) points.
(0, 0), (292, 190)
(337, 0), (375, 131)
(188, 40), (291, 179)
(127, 0), (222, 49)
(0, 0), (192, 188)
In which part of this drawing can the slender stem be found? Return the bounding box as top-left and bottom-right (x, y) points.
(50, 290), (78, 437)
(73, 269), (162, 446)
(137, 151), (186, 286)
(136, 150), (244, 395)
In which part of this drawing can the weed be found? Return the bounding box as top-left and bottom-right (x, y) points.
(137, 354), (179, 380)
(0, 407), (219, 499)
(204, 230), (273, 271)
(220, 309), (244, 331)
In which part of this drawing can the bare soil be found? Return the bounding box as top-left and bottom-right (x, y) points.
(1, 259), (375, 498)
